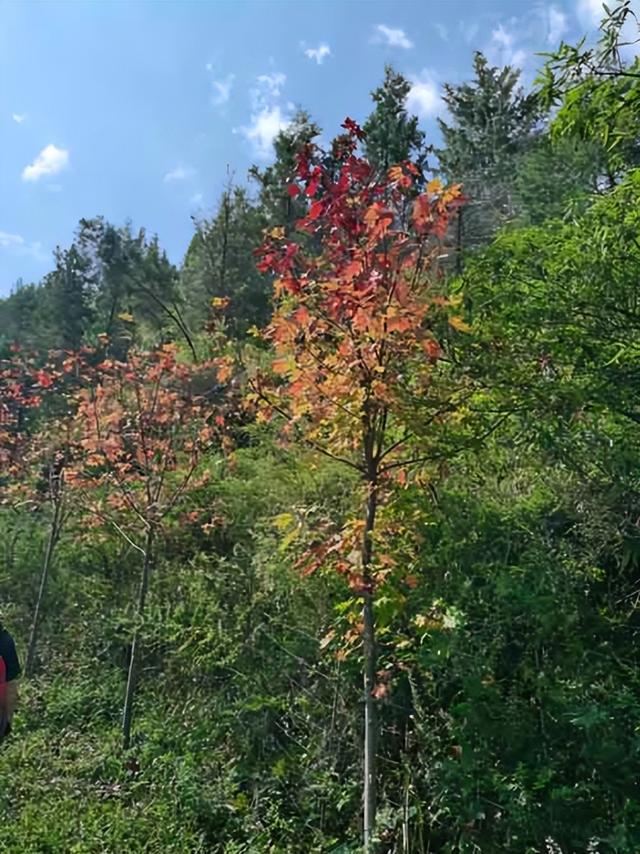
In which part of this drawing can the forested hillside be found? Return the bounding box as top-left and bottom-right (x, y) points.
(3, 5), (640, 852)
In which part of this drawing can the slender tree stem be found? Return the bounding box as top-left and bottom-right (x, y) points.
(25, 495), (62, 677)
(362, 477), (378, 852)
(122, 525), (155, 750)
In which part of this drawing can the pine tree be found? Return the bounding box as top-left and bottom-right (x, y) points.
(180, 187), (270, 335)
(47, 246), (94, 350)
(75, 218), (184, 351)
(436, 52), (540, 253)
(514, 135), (607, 225)
(249, 108), (321, 233)
(363, 65), (427, 174)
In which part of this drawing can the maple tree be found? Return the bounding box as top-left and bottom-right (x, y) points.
(251, 119), (464, 849)
(0, 347), (66, 488)
(0, 348), (85, 676)
(69, 344), (219, 748)
(0, 351), (35, 487)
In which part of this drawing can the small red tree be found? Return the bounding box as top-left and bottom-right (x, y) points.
(0, 351), (44, 642)
(0, 347), (52, 488)
(70, 344), (218, 748)
(0, 348), (83, 676)
(252, 120), (463, 849)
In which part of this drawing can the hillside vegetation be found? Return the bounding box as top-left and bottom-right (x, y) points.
(2, 7), (640, 853)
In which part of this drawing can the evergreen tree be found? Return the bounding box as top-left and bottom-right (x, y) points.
(0, 281), (48, 353)
(47, 245), (94, 350)
(436, 52), (541, 253)
(363, 65), (427, 173)
(249, 108), (321, 233)
(180, 187), (270, 335)
(75, 217), (184, 351)
(513, 135), (607, 225)
(0, 220), (184, 355)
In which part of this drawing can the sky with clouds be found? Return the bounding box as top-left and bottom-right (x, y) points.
(0, 0), (617, 295)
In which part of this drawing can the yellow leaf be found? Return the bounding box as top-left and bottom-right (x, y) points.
(442, 183), (463, 203)
(216, 361), (232, 383)
(117, 312), (135, 323)
(272, 357), (292, 375)
(414, 614), (443, 630)
(449, 316), (471, 333)
(272, 512), (295, 531)
(319, 629), (336, 650)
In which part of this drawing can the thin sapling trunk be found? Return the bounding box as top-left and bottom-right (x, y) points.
(362, 476), (379, 852)
(122, 525), (155, 750)
(25, 488), (63, 677)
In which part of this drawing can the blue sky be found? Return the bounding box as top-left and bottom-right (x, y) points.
(0, 0), (609, 295)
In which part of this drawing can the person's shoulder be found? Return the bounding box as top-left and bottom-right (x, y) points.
(0, 628), (14, 648)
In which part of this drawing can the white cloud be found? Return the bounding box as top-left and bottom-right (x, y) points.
(546, 5), (568, 44)
(576, 0), (640, 57)
(488, 23), (527, 68)
(373, 24), (414, 50)
(256, 72), (286, 99)
(190, 192), (204, 206)
(619, 2), (640, 57)
(407, 71), (442, 118)
(211, 73), (235, 106)
(0, 231), (24, 248)
(12, 113), (26, 124)
(22, 144), (69, 182)
(435, 23), (448, 41)
(163, 165), (195, 182)
(576, 0), (607, 26)
(205, 63), (234, 107)
(237, 72), (291, 159)
(304, 42), (331, 64)
(0, 231), (46, 261)
(242, 105), (290, 159)
(460, 19), (479, 45)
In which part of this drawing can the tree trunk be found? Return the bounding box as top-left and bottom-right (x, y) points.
(25, 498), (62, 677)
(455, 207), (463, 277)
(6, 528), (23, 577)
(362, 482), (379, 852)
(122, 526), (154, 750)
(402, 782), (410, 854)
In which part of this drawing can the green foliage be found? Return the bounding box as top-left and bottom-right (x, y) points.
(466, 167), (640, 435)
(385, 458), (640, 852)
(181, 188), (270, 336)
(436, 51), (541, 251)
(537, 1), (640, 178)
(0, 281), (54, 354)
(513, 135), (607, 224)
(77, 218), (183, 351)
(0, 441), (364, 853)
(46, 245), (94, 350)
(363, 65), (427, 173)
(249, 109), (321, 233)
(5, 26), (640, 853)
(0, 217), (183, 355)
